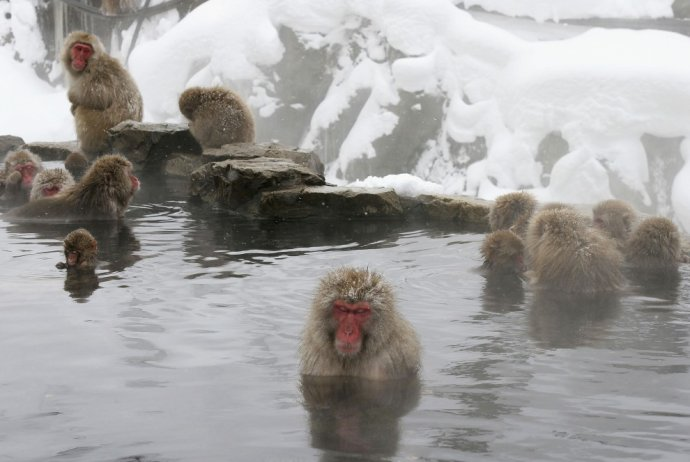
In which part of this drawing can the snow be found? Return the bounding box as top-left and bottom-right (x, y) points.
(2, 0), (690, 231)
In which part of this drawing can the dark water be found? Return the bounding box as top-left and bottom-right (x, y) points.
(1, 176), (689, 462)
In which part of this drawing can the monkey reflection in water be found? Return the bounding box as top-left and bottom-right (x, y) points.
(56, 228), (99, 300)
(300, 375), (421, 457)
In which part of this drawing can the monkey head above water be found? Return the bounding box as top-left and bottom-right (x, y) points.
(56, 228), (98, 270)
(488, 191), (537, 237)
(1, 149), (44, 204)
(592, 199), (637, 249)
(30, 168), (75, 201)
(5, 154), (140, 221)
(61, 31), (143, 156)
(480, 230), (526, 276)
(300, 267), (421, 380)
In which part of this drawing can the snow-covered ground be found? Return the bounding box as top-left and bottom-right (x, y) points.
(2, 0), (690, 230)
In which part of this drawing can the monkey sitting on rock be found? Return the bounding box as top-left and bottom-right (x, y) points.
(179, 86), (255, 149)
(61, 31), (143, 156)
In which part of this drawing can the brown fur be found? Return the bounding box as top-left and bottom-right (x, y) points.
(179, 86), (255, 148)
(64, 151), (90, 180)
(1, 150), (43, 204)
(6, 154), (139, 221)
(525, 208), (624, 295)
(300, 267), (421, 380)
(61, 31), (143, 156)
(592, 199), (637, 248)
(488, 191), (537, 237)
(58, 228), (98, 269)
(30, 168), (75, 201)
(625, 217), (681, 270)
(101, 0), (137, 15)
(480, 230), (525, 276)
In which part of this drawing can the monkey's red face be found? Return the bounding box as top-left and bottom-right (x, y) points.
(333, 300), (371, 357)
(65, 250), (81, 267)
(15, 162), (36, 188)
(129, 173), (140, 193)
(70, 42), (93, 72)
(42, 185), (61, 197)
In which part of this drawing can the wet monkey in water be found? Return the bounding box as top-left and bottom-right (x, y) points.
(525, 207), (624, 295)
(488, 191), (537, 237)
(61, 31), (143, 156)
(592, 199), (637, 250)
(56, 228), (98, 270)
(64, 151), (90, 180)
(300, 267), (421, 380)
(480, 230), (526, 277)
(30, 168), (75, 201)
(178, 86), (255, 148)
(6, 154), (140, 221)
(1, 150), (43, 204)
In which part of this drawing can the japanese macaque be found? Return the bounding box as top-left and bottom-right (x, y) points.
(64, 151), (90, 180)
(29, 168), (75, 201)
(480, 230), (525, 276)
(178, 86), (255, 149)
(592, 199), (637, 249)
(488, 191), (537, 237)
(56, 228), (100, 300)
(61, 31), (143, 156)
(300, 267), (421, 380)
(56, 228), (98, 269)
(625, 216), (681, 271)
(525, 208), (624, 295)
(1, 150), (43, 204)
(5, 154), (140, 221)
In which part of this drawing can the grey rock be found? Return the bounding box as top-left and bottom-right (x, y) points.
(259, 185), (404, 220)
(0, 135), (25, 159)
(108, 120), (202, 171)
(22, 141), (81, 161)
(190, 157), (325, 214)
(402, 194), (491, 230)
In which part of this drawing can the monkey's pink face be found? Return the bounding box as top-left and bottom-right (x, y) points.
(129, 173), (140, 193)
(41, 185), (61, 197)
(14, 162), (37, 188)
(333, 300), (371, 357)
(70, 42), (93, 72)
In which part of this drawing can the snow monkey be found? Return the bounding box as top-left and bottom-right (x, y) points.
(488, 191), (538, 237)
(480, 230), (526, 277)
(178, 86), (256, 149)
(300, 267), (421, 380)
(592, 199), (637, 250)
(6, 154), (140, 221)
(30, 168), (75, 201)
(56, 228), (98, 270)
(625, 216), (681, 272)
(525, 207), (624, 295)
(1, 149), (43, 204)
(64, 151), (90, 180)
(61, 31), (143, 156)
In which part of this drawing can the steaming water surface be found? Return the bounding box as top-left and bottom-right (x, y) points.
(0, 177), (688, 461)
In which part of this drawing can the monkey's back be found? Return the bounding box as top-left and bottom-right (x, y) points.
(182, 87), (255, 148)
(527, 209), (624, 294)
